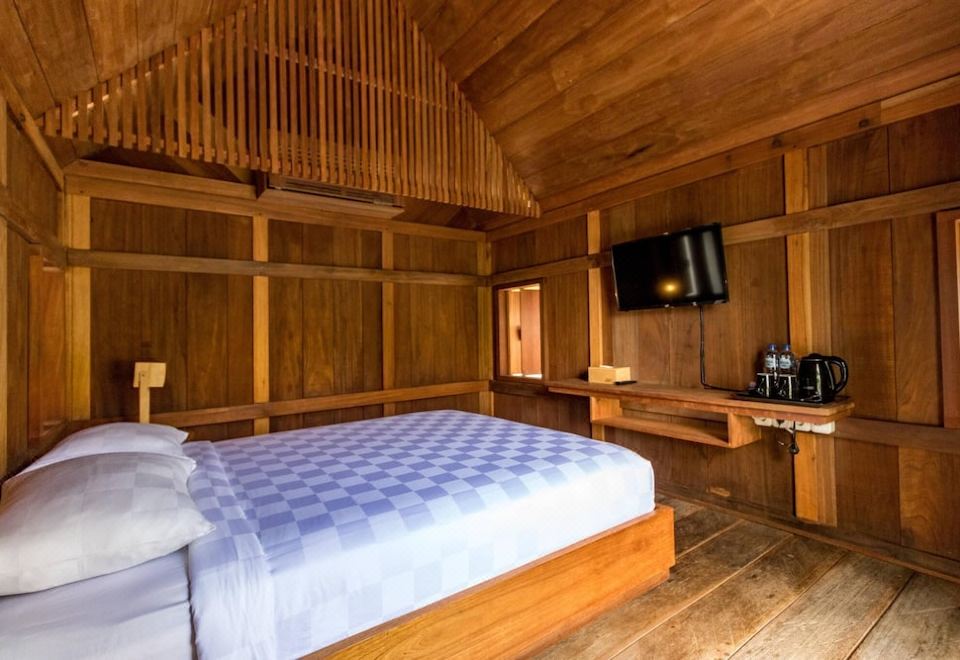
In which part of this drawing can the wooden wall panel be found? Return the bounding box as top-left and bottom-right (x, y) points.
(493, 216), (587, 272)
(268, 219), (305, 431)
(395, 234), (477, 274)
(899, 449), (960, 561)
(27, 256), (65, 440)
(5, 115), (58, 236)
(835, 438), (902, 545)
(829, 221), (897, 420)
(395, 393), (480, 415)
(90, 200), (254, 437)
(395, 284), (478, 387)
(493, 391), (590, 438)
(3, 229), (29, 473)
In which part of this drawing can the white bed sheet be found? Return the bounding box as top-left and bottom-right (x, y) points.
(0, 548), (192, 660)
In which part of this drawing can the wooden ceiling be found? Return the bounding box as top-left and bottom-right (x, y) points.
(2, 0), (960, 225)
(405, 0), (960, 216)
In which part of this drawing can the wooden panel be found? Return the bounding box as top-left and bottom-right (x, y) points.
(835, 438), (901, 545)
(542, 272), (587, 380)
(893, 215), (942, 425)
(888, 105), (960, 192)
(899, 448), (960, 561)
(492, 216), (587, 273)
(5, 115), (59, 236)
(937, 211), (960, 428)
(395, 284), (478, 387)
(1, 229), (30, 475)
(27, 255), (65, 440)
(40, 0), (539, 216)
(829, 221), (896, 420)
(268, 219), (304, 431)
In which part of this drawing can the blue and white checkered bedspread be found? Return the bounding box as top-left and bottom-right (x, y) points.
(183, 410), (656, 659)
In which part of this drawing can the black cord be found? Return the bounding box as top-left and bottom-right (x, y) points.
(699, 305), (740, 392)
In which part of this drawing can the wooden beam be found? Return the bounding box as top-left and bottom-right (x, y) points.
(586, 209), (606, 441)
(0, 87), (7, 189)
(0, 226), (7, 478)
(0, 68), (63, 191)
(784, 149), (837, 527)
(726, 181), (960, 246)
(82, 380), (491, 428)
(382, 230), (396, 416)
(837, 418), (960, 456)
(67, 249), (486, 287)
(477, 240), (493, 415)
(64, 195), (90, 421)
(490, 253), (609, 287)
(65, 160), (485, 243)
(252, 213), (270, 435)
(937, 210), (960, 428)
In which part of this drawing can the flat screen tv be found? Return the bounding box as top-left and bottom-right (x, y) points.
(611, 223), (729, 311)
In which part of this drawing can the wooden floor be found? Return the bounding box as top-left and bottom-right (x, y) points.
(537, 496), (960, 660)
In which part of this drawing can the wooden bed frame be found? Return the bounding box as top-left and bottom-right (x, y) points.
(310, 505), (675, 659)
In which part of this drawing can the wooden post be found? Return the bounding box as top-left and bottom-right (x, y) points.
(382, 230), (396, 416)
(586, 209), (607, 440)
(64, 194), (91, 421)
(785, 148), (838, 526)
(0, 226), (8, 477)
(0, 87), (7, 189)
(252, 213), (270, 434)
(477, 240), (493, 415)
(133, 362), (166, 423)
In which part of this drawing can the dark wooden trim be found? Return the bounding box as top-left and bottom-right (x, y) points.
(937, 210), (960, 428)
(67, 249), (486, 287)
(660, 485), (960, 584)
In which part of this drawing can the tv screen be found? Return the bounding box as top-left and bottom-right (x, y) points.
(611, 223), (729, 311)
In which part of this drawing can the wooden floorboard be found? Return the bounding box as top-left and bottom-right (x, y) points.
(731, 553), (911, 659)
(535, 522), (789, 660)
(851, 573), (960, 659)
(539, 493), (960, 659)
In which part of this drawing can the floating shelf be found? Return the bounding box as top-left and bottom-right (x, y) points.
(548, 379), (855, 449)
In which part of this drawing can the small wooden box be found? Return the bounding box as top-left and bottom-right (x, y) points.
(588, 365), (632, 384)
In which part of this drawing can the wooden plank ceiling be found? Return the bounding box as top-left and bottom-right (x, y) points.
(404, 0), (960, 220)
(2, 1), (960, 227)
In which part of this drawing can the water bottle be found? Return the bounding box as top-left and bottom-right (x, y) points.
(778, 344), (797, 376)
(779, 344), (798, 399)
(763, 344), (779, 375)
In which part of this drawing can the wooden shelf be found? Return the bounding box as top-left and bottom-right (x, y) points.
(593, 416), (731, 448)
(549, 379), (855, 449)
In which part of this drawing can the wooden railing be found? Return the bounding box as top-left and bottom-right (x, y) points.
(39, 0), (539, 217)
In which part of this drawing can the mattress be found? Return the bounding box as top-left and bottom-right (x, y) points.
(183, 410), (656, 657)
(0, 410), (656, 660)
(0, 548), (192, 660)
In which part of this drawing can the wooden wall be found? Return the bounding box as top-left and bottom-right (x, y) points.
(0, 104), (66, 477)
(83, 198), (485, 441)
(491, 104), (960, 577)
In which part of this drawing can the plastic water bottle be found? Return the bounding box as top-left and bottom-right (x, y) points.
(778, 344), (797, 376)
(763, 344), (779, 375)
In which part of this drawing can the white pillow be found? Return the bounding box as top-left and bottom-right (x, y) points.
(18, 422), (190, 477)
(0, 452), (214, 596)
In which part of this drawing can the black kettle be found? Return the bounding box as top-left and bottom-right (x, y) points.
(798, 354), (848, 403)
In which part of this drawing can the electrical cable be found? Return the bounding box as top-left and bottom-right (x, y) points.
(699, 305), (740, 392)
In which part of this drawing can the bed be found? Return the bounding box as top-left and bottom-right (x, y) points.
(0, 410), (673, 659)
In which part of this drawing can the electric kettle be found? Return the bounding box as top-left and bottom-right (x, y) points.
(797, 354), (848, 403)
